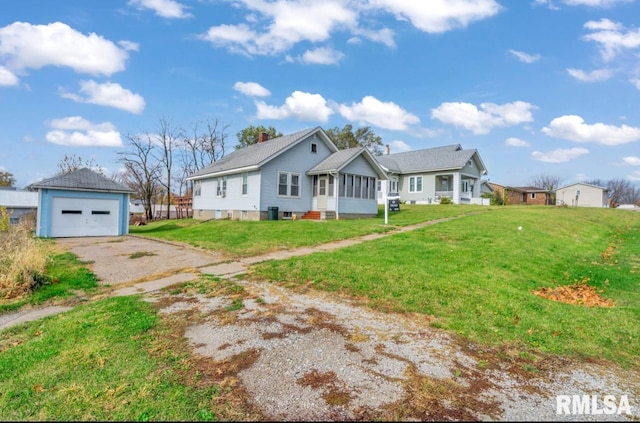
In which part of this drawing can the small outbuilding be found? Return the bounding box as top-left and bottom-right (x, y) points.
(31, 168), (134, 237)
(555, 182), (609, 208)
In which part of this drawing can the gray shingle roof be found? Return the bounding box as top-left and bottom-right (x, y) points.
(376, 144), (483, 174)
(188, 127), (327, 179)
(30, 168), (133, 193)
(307, 147), (363, 173)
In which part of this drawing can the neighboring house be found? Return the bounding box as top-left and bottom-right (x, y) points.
(0, 187), (38, 224)
(30, 168), (134, 237)
(504, 186), (552, 205)
(555, 183), (609, 208)
(376, 144), (488, 205)
(186, 127), (388, 220)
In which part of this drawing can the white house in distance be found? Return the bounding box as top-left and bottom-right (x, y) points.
(376, 144), (488, 205)
(555, 182), (610, 208)
(0, 187), (38, 225)
(187, 127), (388, 220)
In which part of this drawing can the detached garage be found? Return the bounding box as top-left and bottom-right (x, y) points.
(32, 168), (133, 238)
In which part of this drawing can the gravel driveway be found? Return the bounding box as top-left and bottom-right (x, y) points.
(5, 234), (639, 421)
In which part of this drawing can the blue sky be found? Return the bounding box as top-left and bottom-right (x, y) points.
(2, 0), (640, 189)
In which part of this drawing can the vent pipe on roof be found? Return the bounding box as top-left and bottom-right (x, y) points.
(385, 144), (390, 155)
(258, 132), (269, 143)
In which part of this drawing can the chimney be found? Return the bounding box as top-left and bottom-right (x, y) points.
(385, 144), (390, 155)
(258, 132), (269, 143)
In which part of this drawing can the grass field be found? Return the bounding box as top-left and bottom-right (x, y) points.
(1, 204), (639, 420)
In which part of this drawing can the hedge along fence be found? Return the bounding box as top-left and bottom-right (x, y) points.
(0, 207), (51, 299)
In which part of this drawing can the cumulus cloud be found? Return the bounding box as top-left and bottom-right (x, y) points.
(567, 68), (613, 82)
(0, 65), (18, 86)
(389, 140), (412, 153)
(582, 18), (640, 62)
(505, 137), (531, 147)
(299, 47), (345, 65)
(534, 0), (634, 7)
(233, 81), (271, 97)
(339, 96), (420, 131)
(128, 0), (192, 18)
(431, 101), (537, 134)
(630, 77), (640, 90)
(45, 116), (122, 147)
(622, 156), (640, 165)
(508, 49), (541, 63)
(542, 115), (640, 145)
(0, 22), (131, 76)
(255, 91), (333, 122)
(60, 80), (145, 114)
(199, 1), (501, 57)
(629, 171), (640, 181)
(531, 147), (590, 163)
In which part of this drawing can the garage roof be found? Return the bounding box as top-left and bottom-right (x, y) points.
(30, 168), (134, 193)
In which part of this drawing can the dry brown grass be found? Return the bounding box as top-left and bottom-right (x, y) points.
(0, 210), (51, 299)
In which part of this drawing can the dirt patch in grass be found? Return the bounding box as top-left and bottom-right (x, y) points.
(532, 278), (614, 307)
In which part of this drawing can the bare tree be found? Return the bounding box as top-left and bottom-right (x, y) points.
(153, 116), (182, 219)
(118, 133), (162, 221)
(57, 154), (104, 176)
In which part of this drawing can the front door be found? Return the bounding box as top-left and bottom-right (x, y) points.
(317, 176), (327, 210)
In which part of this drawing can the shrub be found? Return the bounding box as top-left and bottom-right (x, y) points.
(0, 219), (51, 299)
(439, 196), (452, 205)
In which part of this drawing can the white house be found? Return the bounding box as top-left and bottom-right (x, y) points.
(555, 183), (609, 208)
(376, 144), (488, 205)
(0, 187), (38, 225)
(31, 168), (133, 237)
(186, 127), (388, 220)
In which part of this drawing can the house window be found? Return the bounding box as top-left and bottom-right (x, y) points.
(310, 142), (317, 153)
(339, 174), (346, 197)
(409, 176), (423, 193)
(242, 173), (248, 195)
(531, 192), (536, 199)
(194, 180), (201, 196)
(369, 177), (376, 199)
(462, 180), (470, 192)
(91, 210), (110, 215)
(61, 210), (82, 214)
(347, 175), (354, 197)
(217, 177), (227, 197)
(278, 172), (300, 197)
(354, 176), (361, 198)
(312, 175), (318, 196)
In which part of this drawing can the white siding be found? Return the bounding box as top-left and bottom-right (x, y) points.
(556, 184), (607, 207)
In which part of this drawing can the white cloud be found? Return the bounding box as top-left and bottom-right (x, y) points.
(45, 116), (122, 147)
(373, 0), (502, 33)
(582, 18), (640, 62)
(628, 171), (640, 181)
(531, 147), (590, 163)
(508, 49), (541, 63)
(567, 68), (613, 82)
(535, 0), (634, 7)
(128, 0), (192, 18)
(60, 80), (145, 114)
(389, 140), (412, 153)
(431, 101), (537, 134)
(200, 0), (501, 57)
(339, 96), (420, 131)
(0, 22), (131, 76)
(255, 91), (333, 122)
(233, 81), (271, 97)
(0, 65), (18, 86)
(622, 156), (640, 165)
(505, 137), (531, 147)
(542, 115), (640, 145)
(201, 0), (357, 56)
(630, 77), (640, 90)
(299, 47), (345, 65)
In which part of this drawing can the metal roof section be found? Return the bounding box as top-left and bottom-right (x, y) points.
(0, 190), (38, 208)
(29, 168), (134, 193)
(187, 127), (336, 180)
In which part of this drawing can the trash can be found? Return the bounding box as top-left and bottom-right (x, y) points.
(267, 206), (279, 221)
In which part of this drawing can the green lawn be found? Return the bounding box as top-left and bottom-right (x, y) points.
(1, 204), (639, 420)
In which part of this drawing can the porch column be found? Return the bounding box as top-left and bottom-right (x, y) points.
(453, 173), (460, 204)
